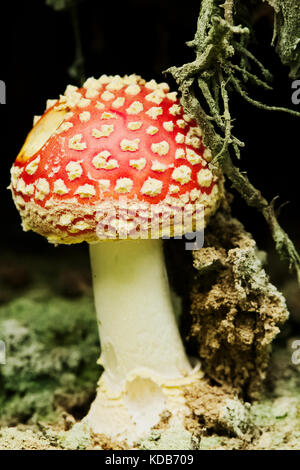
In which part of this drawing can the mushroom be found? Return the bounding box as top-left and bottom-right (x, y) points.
(10, 74), (223, 444)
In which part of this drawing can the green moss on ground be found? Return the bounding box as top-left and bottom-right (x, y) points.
(0, 249), (99, 427)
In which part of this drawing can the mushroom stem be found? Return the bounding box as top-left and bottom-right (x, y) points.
(90, 238), (192, 389)
(87, 239), (199, 442)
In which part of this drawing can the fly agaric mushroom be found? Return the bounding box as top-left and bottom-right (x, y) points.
(10, 74), (223, 444)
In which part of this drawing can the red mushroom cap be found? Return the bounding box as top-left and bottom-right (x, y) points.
(10, 74), (223, 244)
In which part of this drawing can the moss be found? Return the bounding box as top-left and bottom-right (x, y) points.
(0, 250), (99, 426)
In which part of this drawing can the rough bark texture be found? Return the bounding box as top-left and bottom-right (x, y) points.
(188, 204), (289, 400)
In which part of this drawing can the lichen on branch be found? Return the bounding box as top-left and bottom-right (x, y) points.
(165, 0), (300, 284)
(266, 0), (300, 79)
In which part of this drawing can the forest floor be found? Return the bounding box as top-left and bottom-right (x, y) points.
(0, 247), (299, 450)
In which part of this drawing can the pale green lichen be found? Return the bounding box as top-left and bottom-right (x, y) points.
(197, 358), (300, 449)
(59, 421), (92, 450)
(250, 396), (300, 449)
(219, 398), (253, 439)
(138, 421), (199, 450)
(265, 0), (300, 78)
(199, 435), (240, 450)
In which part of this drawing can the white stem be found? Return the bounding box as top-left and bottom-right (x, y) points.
(89, 238), (192, 393)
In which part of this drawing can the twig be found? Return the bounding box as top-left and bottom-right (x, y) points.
(233, 41), (273, 81)
(229, 63), (273, 90)
(231, 74), (300, 117)
(166, 0), (300, 284)
(213, 68), (231, 161)
(222, 155), (300, 283)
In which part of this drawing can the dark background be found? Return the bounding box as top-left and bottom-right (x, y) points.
(0, 0), (299, 285)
